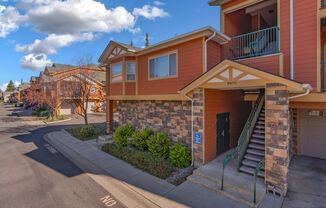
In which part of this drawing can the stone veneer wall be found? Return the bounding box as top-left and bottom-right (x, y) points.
(289, 108), (298, 157)
(192, 88), (205, 167)
(265, 83), (290, 196)
(117, 100), (192, 146)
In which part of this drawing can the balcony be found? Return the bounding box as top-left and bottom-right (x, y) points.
(322, 0), (326, 8)
(224, 26), (280, 60)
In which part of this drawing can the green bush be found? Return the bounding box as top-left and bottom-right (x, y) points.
(169, 144), (191, 168)
(146, 132), (170, 158)
(131, 128), (152, 150)
(79, 125), (95, 138)
(102, 143), (173, 179)
(113, 125), (134, 146)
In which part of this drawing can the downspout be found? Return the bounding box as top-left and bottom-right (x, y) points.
(290, 0), (294, 80)
(204, 32), (217, 72)
(184, 94), (195, 166)
(289, 84), (312, 100)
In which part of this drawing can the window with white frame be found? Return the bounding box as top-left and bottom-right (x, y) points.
(90, 86), (96, 93)
(111, 63), (122, 82)
(126, 62), (136, 81)
(149, 52), (177, 79)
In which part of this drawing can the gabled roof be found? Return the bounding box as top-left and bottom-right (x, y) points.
(179, 60), (308, 95)
(208, 0), (231, 6)
(45, 63), (77, 74)
(99, 26), (231, 63)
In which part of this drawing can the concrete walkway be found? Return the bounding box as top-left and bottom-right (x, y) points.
(45, 130), (248, 208)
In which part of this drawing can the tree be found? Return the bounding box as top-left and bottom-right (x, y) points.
(6, 80), (16, 92)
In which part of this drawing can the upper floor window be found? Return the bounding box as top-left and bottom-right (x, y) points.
(149, 52), (177, 79)
(90, 86), (96, 93)
(126, 62), (136, 81)
(111, 63), (122, 83)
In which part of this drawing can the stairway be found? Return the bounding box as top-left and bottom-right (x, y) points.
(239, 106), (265, 177)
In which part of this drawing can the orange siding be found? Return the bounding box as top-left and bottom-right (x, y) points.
(110, 83), (123, 95)
(224, 9), (252, 37)
(293, 0), (317, 90)
(207, 40), (222, 70)
(238, 54), (280, 75)
(204, 89), (251, 163)
(125, 82), (136, 95)
(280, 0), (291, 79)
(138, 38), (204, 95)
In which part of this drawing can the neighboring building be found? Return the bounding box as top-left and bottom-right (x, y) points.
(100, 0), (326, 199)
(39, 63), (106, 116)
(16, 83), (31, 104)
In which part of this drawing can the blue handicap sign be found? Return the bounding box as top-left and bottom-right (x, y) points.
(194, 132), (202, 144)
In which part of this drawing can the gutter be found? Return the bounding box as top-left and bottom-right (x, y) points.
(204, 32), (217, 72)
(290, 0), (294, 79)
(289, 84), (312, 100)
(184, 94), (195, 166)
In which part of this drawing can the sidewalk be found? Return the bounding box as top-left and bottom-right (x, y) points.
(44, 130), (249, 208)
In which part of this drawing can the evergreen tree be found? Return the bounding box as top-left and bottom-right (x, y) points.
(6, 80), (16, 92)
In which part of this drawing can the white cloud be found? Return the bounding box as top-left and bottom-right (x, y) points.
(16, 33), (95, 54)
(0, 5), (26, 38)
(153, 1), (165, 6)
(133, 5), (169, 20)
(20, 53), (52, 70)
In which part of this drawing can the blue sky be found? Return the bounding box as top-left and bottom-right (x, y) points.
(0, 0), (221, 90)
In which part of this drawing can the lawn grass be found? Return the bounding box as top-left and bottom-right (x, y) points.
(43, 115), (69, 123)
(102, 143), (174, 179)
(66, 124), (106, 141)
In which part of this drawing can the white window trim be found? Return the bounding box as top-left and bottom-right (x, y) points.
(126, 61), (136, 82)
(148, 50), (178, 80)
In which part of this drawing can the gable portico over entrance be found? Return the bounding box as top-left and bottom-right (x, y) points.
(180, 60), (311, 196)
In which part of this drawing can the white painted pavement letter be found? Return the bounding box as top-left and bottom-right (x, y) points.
(100, 195), (117, 207)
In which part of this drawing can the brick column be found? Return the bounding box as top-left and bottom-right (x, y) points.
(192, 88), (204, 167)
(106, 99), (114, 134)
(265, 83), (290, 196)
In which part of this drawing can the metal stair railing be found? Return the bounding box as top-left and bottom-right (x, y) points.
(253, 159), (265, 203)
(220, 91), (265, 191)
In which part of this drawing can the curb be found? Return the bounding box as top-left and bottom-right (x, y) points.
(43, 118), (72, 125)
(43, 131), (184, 208)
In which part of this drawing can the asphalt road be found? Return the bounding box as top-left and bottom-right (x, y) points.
(0, 103), (125, 208)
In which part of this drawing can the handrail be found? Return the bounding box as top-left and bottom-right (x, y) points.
(253, 159), (265, 203)
(220, 90), (265, 190)
(237, 92), (265, 169)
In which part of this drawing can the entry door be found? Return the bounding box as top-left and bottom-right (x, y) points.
(216, 112), (230, 155)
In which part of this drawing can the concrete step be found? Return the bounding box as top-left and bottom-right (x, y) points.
(247, 148), (265, 157)
(252, 134), (265, 139)
(255, 125), (265, 130)
(248, 143), (265, 151)
(241, 159), (265, 170)
(239, 166), (264, 177)
(244, 153), (263, 162)
(251, 138), (265, 145)
(253, 129), (264, 134)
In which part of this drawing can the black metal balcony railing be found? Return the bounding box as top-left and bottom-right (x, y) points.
(322, 0), (326, 8)
(225, 26), (280, 60)
(321, 61), (326, 92)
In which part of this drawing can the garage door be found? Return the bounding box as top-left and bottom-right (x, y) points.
(60, 108), (71, 115)
(300, 110), (326, 159)
(86, 102), (95, 113)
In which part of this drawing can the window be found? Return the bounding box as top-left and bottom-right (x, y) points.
(126, 62), (136, 81)
(90, 86), (96, 93)
(149, 52), (177, 79)
(111, 63), (122, 82)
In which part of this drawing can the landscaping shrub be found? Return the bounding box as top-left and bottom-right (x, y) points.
(102, 143), (173, 179)
(113, 125), (134, 146)
(131, 128), (152, 150)
(146, 132), (170, 158)
(169, 144), (191, 168)
(79, 125), (95, 138)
